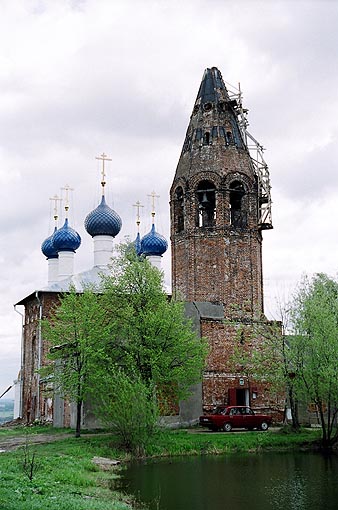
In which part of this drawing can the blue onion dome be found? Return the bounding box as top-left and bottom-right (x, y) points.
(41, 227), (58, 259)
(134, 232), (142, 256)
(84, 195), (122, 238)
(141, 224), (168, 256)
(52, 218), (81, 252)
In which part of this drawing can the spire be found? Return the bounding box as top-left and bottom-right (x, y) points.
(175, 67), (246, 185)
(196, 67), (231, 105)
(175, 67), (272, 230)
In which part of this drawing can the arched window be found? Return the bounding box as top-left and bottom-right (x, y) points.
(196, 180), (216, 227)
(174, 186), (184, 232)
(230, 181), (246, 227)
(203, 131), (210, 145)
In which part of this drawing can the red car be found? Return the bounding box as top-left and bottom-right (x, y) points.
(199, 406), (272, 432)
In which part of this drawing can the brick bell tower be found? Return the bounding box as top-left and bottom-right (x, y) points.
(171, 67), (274, 411)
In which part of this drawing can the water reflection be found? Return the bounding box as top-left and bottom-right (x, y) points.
(117, 452), (338, 510)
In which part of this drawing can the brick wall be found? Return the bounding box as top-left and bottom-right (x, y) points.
(21, 292), (60, 423)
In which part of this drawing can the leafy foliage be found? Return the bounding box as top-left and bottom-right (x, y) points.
(41, 286), (111, 437)
(100, 246), (208, 405)
(93, 368), (159, 456)
(41, 246), (208, 448)
(289, 273), (338, 448)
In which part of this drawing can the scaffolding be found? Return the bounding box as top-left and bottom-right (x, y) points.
(225, 81), (273, 230)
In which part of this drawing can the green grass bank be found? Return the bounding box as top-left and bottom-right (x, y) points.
(0, 426), (321, 510)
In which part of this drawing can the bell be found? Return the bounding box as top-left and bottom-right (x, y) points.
(201, 191), (209, 206)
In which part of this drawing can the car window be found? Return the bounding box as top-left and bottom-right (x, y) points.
(215, 407), (226, 415)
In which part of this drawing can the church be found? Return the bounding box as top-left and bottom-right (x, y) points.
(15, 67), (282, 427)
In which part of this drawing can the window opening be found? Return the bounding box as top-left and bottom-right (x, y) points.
(230, 181), (246, 227)
(197, 180), (216, 227)
(174, 187), (184, 232)
(203, 131), (210, 145)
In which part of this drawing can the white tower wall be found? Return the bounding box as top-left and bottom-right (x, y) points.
(58, 251), (75, 280)
(93, 235), (114, 267)
(146, 255), (162, 270)
(47, 258), (59, 284)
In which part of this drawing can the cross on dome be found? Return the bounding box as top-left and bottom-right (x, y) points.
(61, 184), (73, 216)
(96, 152), (112, 194)
(133, 200), (144, 230)
(148, 190), (160, 219)
(49, 194), (62, 224)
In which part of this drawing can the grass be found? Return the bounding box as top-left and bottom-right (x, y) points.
(0, 433), (134, 510)
(0, 425), (321, 510)
(0, 424), (70, 438)
(145, 426), (321, 457)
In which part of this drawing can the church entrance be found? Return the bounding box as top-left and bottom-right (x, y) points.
(228, 388), (250, 406)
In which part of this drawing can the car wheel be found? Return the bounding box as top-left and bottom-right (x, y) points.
(223, 422), (232, 432)
(260, 421), (269, 431)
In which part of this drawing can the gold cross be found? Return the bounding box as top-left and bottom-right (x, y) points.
(61, 184), (74, 215)
(148, 191), (160, 218)
(49, 194), (62, 222)
(133, 200), (144, 228)
(96, 152), (112, 192)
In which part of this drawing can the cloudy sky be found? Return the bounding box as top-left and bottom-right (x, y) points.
(1, 0), (338, 398)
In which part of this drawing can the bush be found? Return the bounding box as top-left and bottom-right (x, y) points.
(94, 369), (159, 456)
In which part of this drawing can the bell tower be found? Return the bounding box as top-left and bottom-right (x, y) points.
(171, 67), (275, 412)
(170, 67), (272, 319)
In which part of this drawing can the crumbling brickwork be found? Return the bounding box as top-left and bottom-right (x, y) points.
(20, 292), (63, 424)
(171, 67), (279, 417)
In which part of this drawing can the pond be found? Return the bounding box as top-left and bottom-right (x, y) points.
(117, 451), (338, 510)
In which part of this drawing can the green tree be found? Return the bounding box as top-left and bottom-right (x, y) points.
(41, 286), (110, 437)
(42, 246), (207, 449)
(290, 273), (338, 448)
(100, 245), (208, 411)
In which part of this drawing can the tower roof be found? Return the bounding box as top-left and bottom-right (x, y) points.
(134, 231), (142, 256)
(141, 224), (168, 257)
(85, 195), (122, 238)
(196, 67), (231, 105)
(52, 218), (81, 252)
(41, 227), (58, 259)
(173, 67), (246, 183)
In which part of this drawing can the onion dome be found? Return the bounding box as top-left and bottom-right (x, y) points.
(141, 224), (168, 256)
(134, 232), (142, 256)
(52, 218), (81, 252)
(41, 227), (58, 259)
(85, 195), (122, 238)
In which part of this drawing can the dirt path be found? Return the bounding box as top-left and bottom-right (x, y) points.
(0, 432), (74, 452)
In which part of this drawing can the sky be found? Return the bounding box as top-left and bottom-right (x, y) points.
(1, 0), (338, 398)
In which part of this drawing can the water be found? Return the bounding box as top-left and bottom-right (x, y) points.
(117, 452), (338, 510)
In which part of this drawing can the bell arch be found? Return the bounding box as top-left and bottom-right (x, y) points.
(196, 180), (216, 227)
(173, 186), (184, 233)
(229, 180), (246, 228)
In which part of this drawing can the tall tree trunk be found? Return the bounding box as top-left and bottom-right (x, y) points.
(75, 400), (82, 438)
(289, 386), (300, 430)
